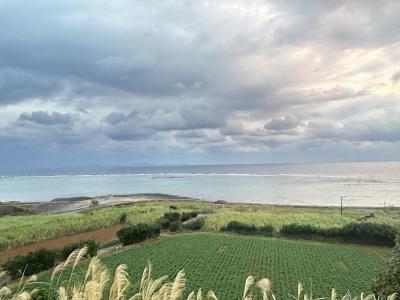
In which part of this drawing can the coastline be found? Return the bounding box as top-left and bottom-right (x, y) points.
(2, 193), (397, 214)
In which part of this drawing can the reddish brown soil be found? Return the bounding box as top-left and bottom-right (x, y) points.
(0, 224), (123, 263)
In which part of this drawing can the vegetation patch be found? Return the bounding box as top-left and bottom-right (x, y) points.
(0, 203), (37, 217)
(182, 217), (205, 231)
(61, 233), (386, 299)
(117, 223), (160, 245)
(2, 248), (57, 279)
(280, 222), (397, 246)
(220, 220), (275, 236)
(373, 235), (400, 297)
(61, 239), (98, 260)
(2, 200), (400, 251)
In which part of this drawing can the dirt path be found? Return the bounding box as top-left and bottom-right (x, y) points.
(0, 224), (123, 263)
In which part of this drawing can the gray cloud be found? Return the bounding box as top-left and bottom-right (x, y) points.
(265, 116), (301, 131)
(19, 111), (72, 125)
(392, 72), (400, 83)
(103, 111), (138, 125)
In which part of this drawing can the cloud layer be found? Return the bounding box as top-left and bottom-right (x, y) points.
(1, 0), (400, 170)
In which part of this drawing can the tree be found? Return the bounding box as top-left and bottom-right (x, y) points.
(372, 235), (400, 296)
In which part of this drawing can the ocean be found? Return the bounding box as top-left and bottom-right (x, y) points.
(1, 161), (400, 207)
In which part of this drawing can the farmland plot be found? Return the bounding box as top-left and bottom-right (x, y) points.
(60, 233), (386, 299)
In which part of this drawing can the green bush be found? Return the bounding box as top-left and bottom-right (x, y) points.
(258, 224), (275, 236)
(2, 248), (57, 279)
(372, 235), (400, 296)
(182, 217), (205, 231)
(338, 223), (396, 246)
(169, 220), (182, 232)
(157, 212), (182, 231)
(164, 212), (181, 221)
(280, 222), (397, 246)
(221, 220), (276, 236)
(157, 217), (170, 229)
(117, 223), (160, 245)
(61, 239), (98, 260)
(181, 211), (199, 222)
(280, 224), (319, 236)
(119, 212), (128, 224)
(221, 220), (258, 235)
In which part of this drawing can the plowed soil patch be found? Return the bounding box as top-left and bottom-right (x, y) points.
(0, 224), (123, 263)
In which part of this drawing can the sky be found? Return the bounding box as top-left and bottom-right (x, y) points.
(0, 0), (400, 171)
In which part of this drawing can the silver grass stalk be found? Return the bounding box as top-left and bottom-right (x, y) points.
(67, 246), (89, 291)
(58, 287), (68, 300)
(196, 288), (202, 300)
(331, 289), (337, 300)
(186, 291), (195, 300)
(242, 276), (255, 300)
(256, 278), (272, 300)
(297, 283), (304, 300)
(0, 287), (12, 300)
(109, 264), (130, 300)
(207, 291), (218, 300)
(169, 270), (186, 300)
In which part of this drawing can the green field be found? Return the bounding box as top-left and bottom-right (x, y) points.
(1, 199), (400, 250)
(55, 233), (387, 299)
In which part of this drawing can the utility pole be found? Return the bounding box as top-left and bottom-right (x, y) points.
(340, 196), (343, 215)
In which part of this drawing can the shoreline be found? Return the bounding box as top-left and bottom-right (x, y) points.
(2, 193), (397, 214)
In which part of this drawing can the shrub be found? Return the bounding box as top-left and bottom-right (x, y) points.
(169, 205), (177, 210)
(61, 239), (98, 260)
(280, 224), (319, 236)
(157, 217), (170, 229)
(164, 212), (181, 222)
(280, 222), (397, 247)
(258, 224), (275, 236)
(338, 223), (396, 246)
(221, 220), (258, 235)
(169, 220), (182, 232)
(180, 212), (191, 222)
(372, 235), (400, 296)
(180, 211), (199, 222)
(2, 248), (57, 279)
(117, 223), (160, 245)
(221, 221), (276, 236)
(119, 212), (128, 224)
(182, 217), (205, 231)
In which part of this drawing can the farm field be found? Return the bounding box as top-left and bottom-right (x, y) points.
(46, 233), (388, 299)
(1, 198), (400, 251)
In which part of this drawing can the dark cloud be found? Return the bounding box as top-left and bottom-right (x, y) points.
(19, 111), (72, 125)
(0, 68), (64, 103)
(392, 72), (400, 83)
(148, 106), (225, 131)
(103, 111), (138, 125)
(265, 116), (301, 131)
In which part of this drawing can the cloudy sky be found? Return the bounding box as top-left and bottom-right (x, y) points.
(1, 0), (400, 171)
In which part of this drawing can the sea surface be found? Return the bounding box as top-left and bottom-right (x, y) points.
(1, 162), (400, 207)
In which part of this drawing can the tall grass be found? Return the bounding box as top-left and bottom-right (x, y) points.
(0, 247), (396, 300)
(0, 201), (201, 250)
